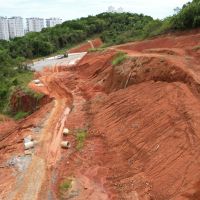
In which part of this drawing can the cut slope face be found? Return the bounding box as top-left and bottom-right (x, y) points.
(114, 31), (200, 52)
(56, 30), (200, 200)
(68, 38), (103, 53)
(91, 81), (200, 199)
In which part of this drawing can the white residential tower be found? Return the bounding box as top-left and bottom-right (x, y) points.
(0, 17), (9, 40)
(46, 18), (62, 28)
(26, 18), (44, 32)
(8, 17), (24, 38)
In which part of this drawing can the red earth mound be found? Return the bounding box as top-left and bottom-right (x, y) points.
(56, 30), (200, 199)
(68, 38), (103, 53)
(114, 30), (200, 52)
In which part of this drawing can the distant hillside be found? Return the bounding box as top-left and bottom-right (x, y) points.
(0, 0), (199, 60)
(0, 12), (154, 115)
(0, 12), (154, 59)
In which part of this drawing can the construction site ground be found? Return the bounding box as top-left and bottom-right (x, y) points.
(1, 33), (200, 200)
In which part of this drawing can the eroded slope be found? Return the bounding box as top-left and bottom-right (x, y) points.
(1, 30), (200, 200)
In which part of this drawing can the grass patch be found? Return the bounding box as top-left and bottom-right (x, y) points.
(76, 129), (88, 151)
(59, 179), (72, 191)
(112, 51), (128, 66)
(88, 47), (106, 52)
(11, 71), (33, 88)
(14, 111), (30, 120)
(19, 86), (44, 101)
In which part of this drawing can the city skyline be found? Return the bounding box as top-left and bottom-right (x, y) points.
(0, 17), (62, 40)
(0, 16), (62, 27)
(0, 0), (191, 20)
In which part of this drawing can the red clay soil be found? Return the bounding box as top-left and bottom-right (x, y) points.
(56, 30), (200, 200)
(9, 89), (40, 113)
(68, 38), (103, 53)
(1, 30), (200, 200)
(0, 102), (53, 199)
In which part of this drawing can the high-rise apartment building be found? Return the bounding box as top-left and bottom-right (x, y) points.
(8, 17), (24, 38)
(0, 16), (63, 40)
(0, 17), (9, 40)
(26, 18), (44, 32)
(46, 18), (62, 28)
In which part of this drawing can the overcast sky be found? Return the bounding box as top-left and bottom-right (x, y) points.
(0, 0), (191, 21)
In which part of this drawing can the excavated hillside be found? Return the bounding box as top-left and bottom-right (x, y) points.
(1, 32), (200, 200)
(69, 38), (103, 53)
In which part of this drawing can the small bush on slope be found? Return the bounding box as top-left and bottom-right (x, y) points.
(76, 129), (88, 150)
(112, 52), (128, 66)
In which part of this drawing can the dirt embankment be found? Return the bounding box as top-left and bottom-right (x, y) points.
(0, 64), (76, 199)
(56, 30), (200, 200)
(1, 30), (200, 200)
(9, 88), (52, 114)
(104, 56), (200, 95)
(69, 38), (103, 53)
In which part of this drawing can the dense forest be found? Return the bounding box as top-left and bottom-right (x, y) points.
(1, 13), (154, 59)
(0, 0), (199, 117)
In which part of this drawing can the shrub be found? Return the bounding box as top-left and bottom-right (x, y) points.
(59, 179), (72, 191)
(14, 111), (29, 120)
(143, 17), (173, 38)
(143, 20), (163, 37)
(88, 47), (106, 52)
(172, 0), (200, 30)
(76, 129), (88, 150)
(112, 52), (128, 66)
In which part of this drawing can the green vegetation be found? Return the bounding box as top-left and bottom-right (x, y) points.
(12, 71), (33, 87)
(0, 12), (154, 117)
(112, 52), (128, 66)
(0, 1), (199, 59)
(0, 12), (155, 60)
(14, 111), (30, 120)
(2, 85), (44, 118)
(76, 129), (88, 150)
(59, 179), (72, 191)
(142, 18), (173, 38)
(142, 0), (200, 37)
(1, 1), (198, 61)
(0, 64), (34, 114)
(88, 47), (106, 52)
(172, 0), (200, 30)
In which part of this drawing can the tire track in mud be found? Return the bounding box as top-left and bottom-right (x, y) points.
(12, 156), (46, 200)
(7, 101), (57, 200)
(37, 99), (72, 200)
(9, 99), (57, 200)
(46, 104), (71, 167)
